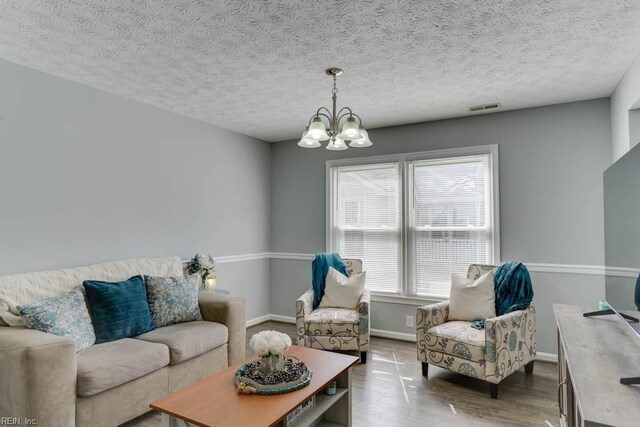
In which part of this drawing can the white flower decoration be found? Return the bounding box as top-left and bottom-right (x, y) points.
(250, 330), (292, 356)
(197, 254), (214, 269)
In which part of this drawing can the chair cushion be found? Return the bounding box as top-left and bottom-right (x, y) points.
(135, 321), (228, 364)
(77, 338), (169, 397)
(305, 308), (359, 336)
(425, 321), (486, 361)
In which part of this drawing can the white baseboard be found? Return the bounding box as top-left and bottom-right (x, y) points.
(246, 314), (271, 327)
(246, 314), (559, 364)
(370, 328), (416, 342)
(269, 314), (296, 324)
(535, 352), (558, 363)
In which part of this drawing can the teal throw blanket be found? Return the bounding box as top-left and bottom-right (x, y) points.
(470, 261), (534, 330)
(312, 253), (348, 309)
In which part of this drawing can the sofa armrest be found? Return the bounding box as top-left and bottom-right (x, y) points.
(295, 290), (314, 341)
(198, 292), (246, 365)
(484, 306), (537, 384)
(416, 301), (449, 362)
(0, 327), (77, 426)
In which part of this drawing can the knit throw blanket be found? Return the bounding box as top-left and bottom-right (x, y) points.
(311, 253), (348, 309)
(470, 261), (534, 330)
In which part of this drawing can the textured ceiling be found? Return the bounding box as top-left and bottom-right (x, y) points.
(1, 1), (640, 142)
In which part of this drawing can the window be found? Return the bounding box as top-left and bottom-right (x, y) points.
(328, 146), (499, 299)
(328, 163), (401, 293)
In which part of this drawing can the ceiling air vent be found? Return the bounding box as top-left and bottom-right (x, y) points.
(468, 103), (501, 112)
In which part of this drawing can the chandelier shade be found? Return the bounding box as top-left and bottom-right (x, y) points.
(297, 128), (321, 148)
(326, 137), (348, 151)
(308, 117), (330, 141)
(298, 67), (372, 151)
(337, 116), (362, 140)
(349, 128), (372, 147)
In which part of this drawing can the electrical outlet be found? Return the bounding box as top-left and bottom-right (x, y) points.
(406, 315), (414, 328)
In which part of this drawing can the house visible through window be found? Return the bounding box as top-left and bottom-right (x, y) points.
(328, 146), (499, 299)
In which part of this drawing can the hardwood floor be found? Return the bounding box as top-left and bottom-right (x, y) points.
(125, 321), (559, 427)
(250, 322), (559, 427)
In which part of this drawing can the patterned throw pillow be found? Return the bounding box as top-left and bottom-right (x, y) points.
(18, 289), (96, 351)
(83, 275), (155, 343)
(144, 275), (203, 328)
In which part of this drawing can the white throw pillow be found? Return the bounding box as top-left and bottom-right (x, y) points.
(319, 267), (366, 309)
(449, 271), (496, 321)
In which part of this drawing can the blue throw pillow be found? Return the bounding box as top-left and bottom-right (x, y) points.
(18, 289), (96, 352)
(83, 275), (155, 343)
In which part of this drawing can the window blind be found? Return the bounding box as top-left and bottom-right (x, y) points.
(408, 155), (493, 297)
(330, 163), (401, 293)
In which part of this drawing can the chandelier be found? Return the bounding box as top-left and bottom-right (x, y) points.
(298, 67), (372, 150)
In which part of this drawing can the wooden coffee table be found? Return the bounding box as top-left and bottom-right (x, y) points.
(150, 346), (359, 427)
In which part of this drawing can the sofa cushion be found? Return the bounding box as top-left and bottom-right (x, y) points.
(83, 275), (155, 343)
(77, 338), (169, 397)
(425, 321), (486, 361)
(135, 321), (228, 365)
(305, 307), (359, 336)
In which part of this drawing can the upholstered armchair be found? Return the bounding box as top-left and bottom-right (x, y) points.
(296, 259), (370, 363)
(416, 264), (536, 398)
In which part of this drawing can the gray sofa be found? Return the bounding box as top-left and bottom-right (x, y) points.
(0, 257), (246, 427)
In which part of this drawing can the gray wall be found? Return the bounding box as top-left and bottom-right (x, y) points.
(604, 142), (640, 309)
(270, 99), (612, 355)
(0, 59), (271, 319)
(0, 56), (617, 354)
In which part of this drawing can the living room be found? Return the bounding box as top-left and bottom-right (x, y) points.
(1, 2), (639, 427)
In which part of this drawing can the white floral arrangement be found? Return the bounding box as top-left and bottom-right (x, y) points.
(250, 330), (292, 357)
(187, 253), (217, 282)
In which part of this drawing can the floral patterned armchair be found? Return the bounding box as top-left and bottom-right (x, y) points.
(296, 259), (370, 363)
(416, 264), (536, 398)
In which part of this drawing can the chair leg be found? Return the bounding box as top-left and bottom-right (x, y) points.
(421, 362), (428, 377)
(360, 351), (367, 364)
(490, 383), (499, 399)
(525, 360), (534, 375)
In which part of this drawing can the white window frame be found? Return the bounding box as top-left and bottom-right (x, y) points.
(326, 144), (500, 303)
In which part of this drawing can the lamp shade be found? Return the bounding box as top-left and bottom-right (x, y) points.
(337, 116), (361, 140)
(349, 128), (372, 147)
(326, 137), (348, 151)
(308, 117), (330, 141)
(298, 128), (321, 148)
